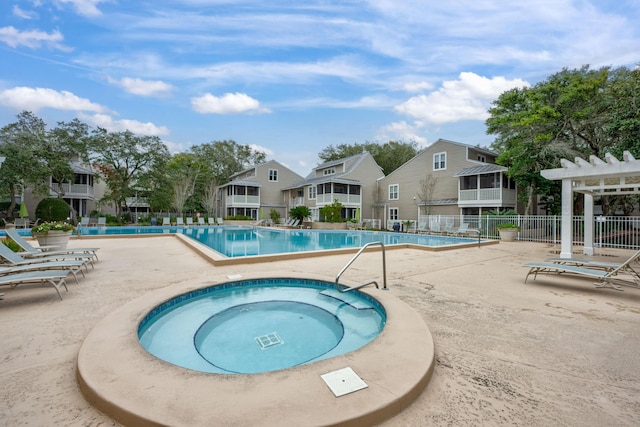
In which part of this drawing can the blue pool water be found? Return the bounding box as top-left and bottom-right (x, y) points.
(138, 278), (386, 374)
(20, 225), (476, 258)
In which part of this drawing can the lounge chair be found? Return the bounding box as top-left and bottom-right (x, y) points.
(198, 217), (206, 226)
(0, 240), (95, 270)
(545, 251), (640, 282)
(0, 270), (70, 300)
(186, 218), (194, 226)
(79, 217), (90, 228)
(15, 218), (29, 228)
(524, 249), (640, 290)
(0, 260), (86, 283)
(97, 217), (106, 227)
(176, 217), (184, 226)
(216, 217), (224, 225)
(207, 218), (215, 225)
(449, 223), (469, 236)
(5, 229), (99, 261)
(428, 222), (442, 235)
(162, 217), (170, 226)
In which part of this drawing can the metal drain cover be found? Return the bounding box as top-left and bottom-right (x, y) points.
(255, 332), (283, 349)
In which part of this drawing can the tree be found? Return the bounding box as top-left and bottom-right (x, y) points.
(191, 140), (266, 185)
(0, 111), (51, 219)
(487, 64), (640, 215)
(166, 153), (203, 215)
(90, 129), (170, 221)
(318, 140), (419, 175)
(417, 174), (438, 216)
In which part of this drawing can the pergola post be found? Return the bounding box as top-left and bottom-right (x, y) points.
(583, 193), (594, 255)
(560, 178), (573, 258)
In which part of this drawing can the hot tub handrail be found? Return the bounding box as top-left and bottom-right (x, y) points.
(335, 241), (387, 293)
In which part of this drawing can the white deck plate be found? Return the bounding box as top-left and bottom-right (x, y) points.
(321, 367), (368, 397)
(226, 274), (242, 279)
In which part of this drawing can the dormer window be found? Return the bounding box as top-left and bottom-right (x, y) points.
(323, 168), (336, 176)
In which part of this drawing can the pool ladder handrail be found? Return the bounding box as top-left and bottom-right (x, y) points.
(335, 241), (387, 293)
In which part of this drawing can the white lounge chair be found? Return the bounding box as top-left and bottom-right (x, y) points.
(449, 223), (469, 236)
(0, 260), (86, 283)
(97, 217), (106, 227)
(216, 217), (224, 225)
(186, 218), (194, 226)
(79, 217), (90, 228)
(162, 217), (170, 226)
(198, 217), (206, 226)
(5, 229), (99, 261)
(524, 249), (640, 291)
(0, 270), (70, 300)
(0, 240), (95, 270)
(207, 218), (215, 225)
(176, 217), (184, 226)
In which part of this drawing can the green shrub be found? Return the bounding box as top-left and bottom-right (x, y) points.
(35, 198), (70, 221)
(289, 206), (311, 222)
(2, 238), (21, 252)
(319, 200), (343, 223)
(269, 209), (281, 224)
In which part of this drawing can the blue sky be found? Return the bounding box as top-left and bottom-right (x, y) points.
(0, 1), (638, 176)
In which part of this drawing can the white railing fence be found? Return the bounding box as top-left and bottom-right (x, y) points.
(395, 215), (640, 249)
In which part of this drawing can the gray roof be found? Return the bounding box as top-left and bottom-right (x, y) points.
(281, 176), (362, 190)
(454, 164), (507, 177)
(219, 180), (262, 188)
(417, 198), (458, 206)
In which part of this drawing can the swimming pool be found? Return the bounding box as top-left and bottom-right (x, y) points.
(42, 225), (479, 258)
(138, 278), (386, 374)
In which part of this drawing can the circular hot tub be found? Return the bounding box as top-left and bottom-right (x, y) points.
(77, 274), (434, 426)
(138, 279), (386, 374)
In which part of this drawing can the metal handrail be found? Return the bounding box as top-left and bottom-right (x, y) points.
(335, 241), (387, 293)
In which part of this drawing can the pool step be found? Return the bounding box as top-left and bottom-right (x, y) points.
(320, 289), (372, 310)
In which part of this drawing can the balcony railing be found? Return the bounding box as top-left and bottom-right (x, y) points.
(458, 188), (516, 205)
(225, 195), (260, 206)
(50, 183), (94, 198)
(316, 194), (361, 205)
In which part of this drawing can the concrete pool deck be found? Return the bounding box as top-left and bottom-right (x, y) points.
(1, 235), (640, 426)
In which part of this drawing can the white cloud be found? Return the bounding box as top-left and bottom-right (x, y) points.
(81, 113), (170, 136)
(13, 5), (38, 20)
(0, 86), (107, 112)
(377, 121), (428, 146)
(191, 92), (270, 114)
(249, 144), (273, 156)
(55, 0), (108, 17)
(395, 72), (530, 124)
(108, 76), (174, 97)
(403, 81), (433, 93)
(0, 26), (68, 50)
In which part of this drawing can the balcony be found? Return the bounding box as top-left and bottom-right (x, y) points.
(50, 183), (94, 199)
(225, 195), (260, 206)
(458, 188), (516, 207)
(316, 193), (361, 206)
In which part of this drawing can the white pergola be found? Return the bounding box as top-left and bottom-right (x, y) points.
(541, 151), (640, 258)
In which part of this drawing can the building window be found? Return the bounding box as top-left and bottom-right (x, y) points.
(323, 168), (336, 176)
(268, 169), (278, 182)
(389, 184), (399, 200)
(308, 186), (316, 200)
(389, 208), (398, 220)
(477, 155), (486, 162)
(434, 152), (446, 171)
